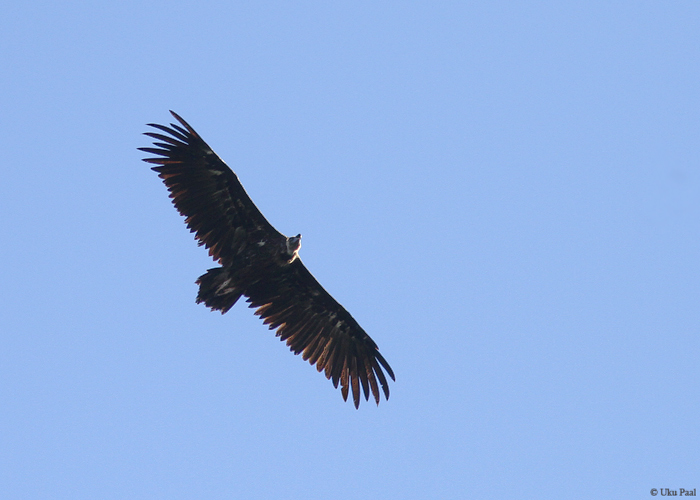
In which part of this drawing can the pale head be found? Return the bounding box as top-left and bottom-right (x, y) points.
(285, 234), (302, 261)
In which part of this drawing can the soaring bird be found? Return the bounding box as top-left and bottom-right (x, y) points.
(139, 111), (394, 408)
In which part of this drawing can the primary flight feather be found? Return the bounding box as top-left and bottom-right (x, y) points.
(139, 111), (394, 408)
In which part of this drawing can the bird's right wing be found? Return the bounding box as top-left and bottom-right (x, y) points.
(139, 111), (283, 265)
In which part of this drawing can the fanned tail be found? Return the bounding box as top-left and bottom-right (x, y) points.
(196, 267), (242, 314)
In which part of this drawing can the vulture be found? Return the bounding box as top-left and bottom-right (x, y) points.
(139, 111), (394, 408)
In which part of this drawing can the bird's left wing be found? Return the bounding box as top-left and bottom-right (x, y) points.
(245, 258), (395, 408)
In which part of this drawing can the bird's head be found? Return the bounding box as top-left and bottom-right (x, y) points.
(286, 234), (302, 258)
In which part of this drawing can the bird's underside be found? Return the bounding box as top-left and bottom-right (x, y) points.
(139, 111), (394, 408)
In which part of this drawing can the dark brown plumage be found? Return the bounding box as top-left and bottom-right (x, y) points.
(139, 111), (394, 408)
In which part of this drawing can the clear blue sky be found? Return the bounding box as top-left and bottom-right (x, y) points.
(1, 2), (698, 499)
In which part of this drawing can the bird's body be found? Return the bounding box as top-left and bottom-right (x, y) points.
(139, 111), (394, 408)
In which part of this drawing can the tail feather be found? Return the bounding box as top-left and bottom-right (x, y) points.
(196, 267), (242, 314)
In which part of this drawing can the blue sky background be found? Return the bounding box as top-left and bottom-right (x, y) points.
(1, 2), (698, 498)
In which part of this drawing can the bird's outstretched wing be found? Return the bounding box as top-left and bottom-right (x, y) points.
(246, 258), (395, 408)
(140, 112), (394, 407)
(139, 110), (282, 265)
